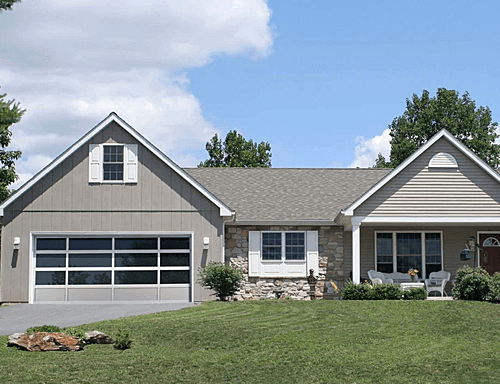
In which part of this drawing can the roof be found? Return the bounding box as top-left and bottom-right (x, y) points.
(0, 113), (234, 217)
(185, 168), (391, 223)
(343, 129), (500, 216)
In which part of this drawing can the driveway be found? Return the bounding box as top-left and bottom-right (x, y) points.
(0, 302), (197, 336)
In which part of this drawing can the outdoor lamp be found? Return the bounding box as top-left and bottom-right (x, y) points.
(468, 236), (476, 252)
(203, 237), (210, 249)
(13, 237), (20, 250)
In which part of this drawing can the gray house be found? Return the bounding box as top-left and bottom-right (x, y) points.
(1, 113), (499, 303)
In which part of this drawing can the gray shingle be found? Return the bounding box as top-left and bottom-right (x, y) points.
(185, 168), (391, 222)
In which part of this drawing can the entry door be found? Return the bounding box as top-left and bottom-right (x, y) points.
(479, 234), (500, 275)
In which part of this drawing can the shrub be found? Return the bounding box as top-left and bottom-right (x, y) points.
(64, 326), (87, 340)
(402, 287), (427, 300)
(452, 266), (491, 301)
(369, 283), (402, 300)
(341, 280), (375, 300)
(488, 272), (500, 303)
(26, 325), (64, 334)
(113, 329), (133, 350)
(198, 262), (244, 301)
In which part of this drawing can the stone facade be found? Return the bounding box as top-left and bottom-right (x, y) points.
(225, 225), (344, 300)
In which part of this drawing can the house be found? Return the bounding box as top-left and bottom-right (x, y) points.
(1, 112), (498, 303)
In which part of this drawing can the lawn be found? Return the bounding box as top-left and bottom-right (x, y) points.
(1, 300), (499, 383)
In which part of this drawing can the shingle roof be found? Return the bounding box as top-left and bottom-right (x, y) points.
(184, 168), (392, 222)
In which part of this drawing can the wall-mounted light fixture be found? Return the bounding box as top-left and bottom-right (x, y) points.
(203, 237), (210, 250)
(13, 237), (20, 250)
(468, 236), (476, 253)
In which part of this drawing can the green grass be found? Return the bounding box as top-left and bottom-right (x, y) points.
(1, 300), (500, 383)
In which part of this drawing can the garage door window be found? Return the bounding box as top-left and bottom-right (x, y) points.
(34, 236), (191, 288)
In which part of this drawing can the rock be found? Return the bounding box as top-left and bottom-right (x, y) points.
(8, 332), (84, 351)
(85, 331), (115, 345)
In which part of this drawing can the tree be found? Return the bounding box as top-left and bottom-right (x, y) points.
(0, 91), (23, 202)
(0, 0), (21, 12)
(199, 130), (272, 168)
(375, 88), (500, 169)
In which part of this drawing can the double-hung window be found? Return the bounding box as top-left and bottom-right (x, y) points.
(375, 231), (442, 279)
(249, 231), (318, 278)
(89, 143), (138, 183)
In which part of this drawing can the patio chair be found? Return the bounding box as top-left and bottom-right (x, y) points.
(367, 270), (393, 284)
(425, 271), (451, 297)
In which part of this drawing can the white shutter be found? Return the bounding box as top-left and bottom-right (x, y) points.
(306, 231), (319, 277)
(124, 144), (138, 183)
(89, 144), (102, 183)
(248, 231), (261, 277)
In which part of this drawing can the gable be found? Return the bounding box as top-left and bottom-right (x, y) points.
(354, 137), (500, 217)
(0, 113), (233, 217)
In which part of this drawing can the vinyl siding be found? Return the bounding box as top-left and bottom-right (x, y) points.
(349, 226), (481, 283)
(1, 121), (224, 302)
(355, 138), (500, 217)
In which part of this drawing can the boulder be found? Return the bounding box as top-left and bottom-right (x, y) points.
(8, 332), (84, 351)
(84, 331), (114, 345)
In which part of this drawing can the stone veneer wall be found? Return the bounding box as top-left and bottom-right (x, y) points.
(225, 225), (344, 300)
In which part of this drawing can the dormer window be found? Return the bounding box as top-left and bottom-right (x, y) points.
(89, 144), (138, 183)
(103, 145), (124, 181)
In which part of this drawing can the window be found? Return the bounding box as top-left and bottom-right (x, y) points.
(375, 231), (442, 279)
(248, 231), (318, 278)
(89, 144), (138, 183)
(483, 237), (500, 247)
(103, 145), (123, 180)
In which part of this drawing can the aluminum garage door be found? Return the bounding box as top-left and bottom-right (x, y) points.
(32, 234), (192, 302)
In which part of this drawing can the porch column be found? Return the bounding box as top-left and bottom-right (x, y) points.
(352, 224), (360, 284)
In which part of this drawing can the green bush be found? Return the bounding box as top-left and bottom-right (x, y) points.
(198, 262), (244, 301)
(64, 326), (87, 340)
(488, 273), (500, 303)
(113, 329), (133, 350)
(26, 325), (64, 334)
(452, 266), (491, 301)
(402, 287), (427, 300)
(341, 280), (373, 300)
(369, 283), (402, 300)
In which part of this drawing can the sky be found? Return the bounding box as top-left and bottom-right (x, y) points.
(1, 0), (500, 189)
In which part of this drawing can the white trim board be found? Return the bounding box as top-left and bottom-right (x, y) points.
(0, 112), (234, 217)
(343, 129), (500, 216)
(355, 216), (500, 225)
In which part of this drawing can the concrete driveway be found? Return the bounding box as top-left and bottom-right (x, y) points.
(0, 302), (197, 336)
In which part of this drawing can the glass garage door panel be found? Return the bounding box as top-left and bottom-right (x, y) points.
(34, 235), (191, 302)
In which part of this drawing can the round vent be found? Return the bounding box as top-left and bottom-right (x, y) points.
(428, 152), (458, 168)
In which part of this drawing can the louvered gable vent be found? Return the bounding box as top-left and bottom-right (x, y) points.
(428, 152), (458, 168)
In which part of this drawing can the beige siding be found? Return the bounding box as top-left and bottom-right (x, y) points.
(1, 121), (224, 302)
(355, 138), (500, 216)
(351, 226), (484, 282)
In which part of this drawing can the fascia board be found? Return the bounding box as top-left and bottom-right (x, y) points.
(344, 129), (500, 216)
(0, 112), (235, 218)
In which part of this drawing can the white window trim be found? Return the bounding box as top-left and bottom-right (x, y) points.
(249, 230), (318, 278)
(374, 230), (444, 278)
(89, 143), (138, 184)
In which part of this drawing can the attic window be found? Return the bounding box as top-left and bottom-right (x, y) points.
(428, 152), (458, 168)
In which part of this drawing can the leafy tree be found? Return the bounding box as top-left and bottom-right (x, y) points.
(199, 130), (271, 168)
(0, 0), (21, 12)
(375, 88), (500, 168)
(0, 91), (23, 202)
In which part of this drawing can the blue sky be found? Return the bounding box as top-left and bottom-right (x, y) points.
(188, 0), (500, 167)
(1, 0), (500, 188)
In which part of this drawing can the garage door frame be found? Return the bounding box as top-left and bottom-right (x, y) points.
(29, 231), (194, 304)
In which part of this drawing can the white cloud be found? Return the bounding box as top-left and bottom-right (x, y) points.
(0, 0), (273, 185)
(350, 129), (391, 168)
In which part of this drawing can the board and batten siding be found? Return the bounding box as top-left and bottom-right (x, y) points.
(355, 137), (500, 217)
(1, 121), (224, 302)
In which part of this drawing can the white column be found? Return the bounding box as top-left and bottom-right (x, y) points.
(352, 224), (360, 284)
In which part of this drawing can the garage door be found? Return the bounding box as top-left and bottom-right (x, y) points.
(32, 235), (192, 302)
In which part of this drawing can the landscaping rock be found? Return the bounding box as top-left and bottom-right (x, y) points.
(85, 331), (114, 345)
(8, 332), (84, 351)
